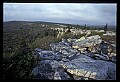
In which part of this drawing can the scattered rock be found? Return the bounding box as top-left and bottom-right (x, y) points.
(32, 34), (116, 80)
(60, 54), (116, 80)
(103, 31), (116, 36)
(72, 35), (102, 51)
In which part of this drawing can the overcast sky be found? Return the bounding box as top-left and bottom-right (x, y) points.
(3, 3), (116, 26)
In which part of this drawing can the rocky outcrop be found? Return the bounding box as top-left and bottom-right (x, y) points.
(60, 54), (116, 80)
(72, 35), (102, 49)
(32, 35), (116, 80)
(103, 31), (116, 36)
(32, 54), (116, 80)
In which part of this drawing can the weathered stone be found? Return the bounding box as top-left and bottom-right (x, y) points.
(84, 71), (91, 78)
(98, 41), (109, 55)
(110, 56), (116, 63)
(32, 33), (116, 80)
(58, 67), (71, 80)
(89, 72), (97, 79)
(32, 60), (55, 79)
(34, 48), (63, 60)
(111, 44), (116, 48)
(67, 69), (74, 74)
(75, 36), (86, 42)
(60, 54), (116, 80)
(86, 35), (101, 40)
(86, 31), (91, 35)
(35, 48), (43, 52)
(109, 53), (116, 57)
(103, 31), (116, 36)
(72, 45), (79, 49)
(54, 71), (61, 80)
(50, 60), (61, 69)
(62, 58), (69, 62)
(99, 30), (105, 32)
(73, 75), (82, 80)
(72, 35), (102, 50)
(77, 69), (87, 76)
(94, 54), (109, 61)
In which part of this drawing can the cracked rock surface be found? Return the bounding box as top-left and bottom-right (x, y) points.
(32, 35), (116, 80)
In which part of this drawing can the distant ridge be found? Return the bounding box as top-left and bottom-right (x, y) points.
(4, 21), (116, 28)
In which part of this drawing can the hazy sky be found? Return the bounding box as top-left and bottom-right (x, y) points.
(3, 3), (116, 25)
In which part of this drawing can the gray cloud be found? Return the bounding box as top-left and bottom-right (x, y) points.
(3, 3), (116, 25)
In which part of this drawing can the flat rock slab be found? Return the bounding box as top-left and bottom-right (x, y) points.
(61, 54), (116, 80)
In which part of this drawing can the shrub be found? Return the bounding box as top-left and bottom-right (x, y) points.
(29, 36), (60, 50)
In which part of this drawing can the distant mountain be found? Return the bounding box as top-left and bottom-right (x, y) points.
(3, 21), (116, 31)
(87, 25), (116, 28)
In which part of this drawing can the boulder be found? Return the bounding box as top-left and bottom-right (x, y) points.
(72, 35), (102, 50)
(86, 35), (101, 40)
(34, 48), (63, 60)
(103, 31), (116, 36)
(75, 36), (85, 42)
(32, 60), (55, 79)
(94, 54), (109, 61)
(35, 48), (43, 52)
(98, 41), (109, 55)
(60, 54), (116, 80)
(32, 34), (116, 80)
(32, 60), (74, 80)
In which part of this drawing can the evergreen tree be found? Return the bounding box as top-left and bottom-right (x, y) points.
(104, 23), (108, 32)
(85, 24), (87, 30)
(67, 24), (71, 33)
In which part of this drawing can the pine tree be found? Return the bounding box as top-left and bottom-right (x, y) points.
(67, 24), (71, 33)
(104, 23), (108, 32)
(85, 24), (87, 30)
